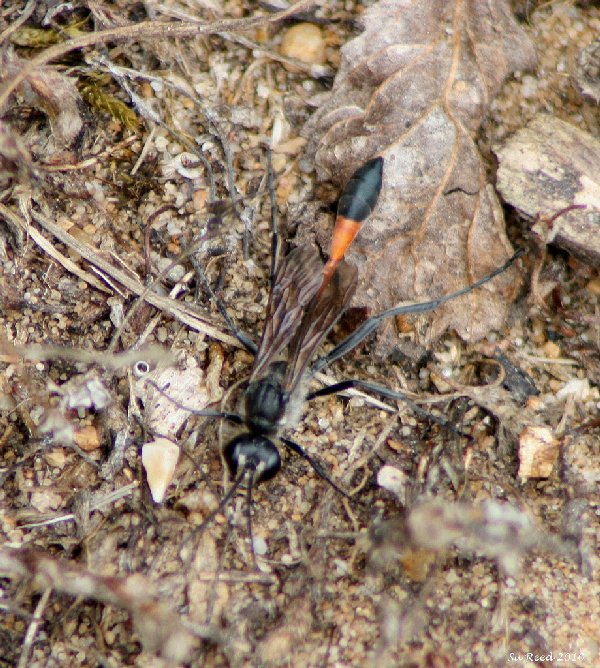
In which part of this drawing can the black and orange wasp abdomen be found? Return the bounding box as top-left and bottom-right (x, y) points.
(319, 156), (384, 296)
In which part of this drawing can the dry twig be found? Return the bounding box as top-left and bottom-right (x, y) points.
(0, 546), (208, 662)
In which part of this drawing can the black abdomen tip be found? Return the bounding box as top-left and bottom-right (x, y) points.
(337, 156), (384, 223)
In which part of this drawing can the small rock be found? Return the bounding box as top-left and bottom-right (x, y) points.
(495, 114), (600, 265)
(518, 425), (558, 480)
(280, 23), (325, 69)
(253, 535), (268, 556)
(377, 465), (408, 502)
(542, 340), (561, 359)
(142, 438), (180, 503)
(74, 425), (102, 452)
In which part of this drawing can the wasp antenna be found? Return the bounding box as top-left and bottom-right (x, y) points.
(144, 379), (243, 423)
(318, 156), (384, 297)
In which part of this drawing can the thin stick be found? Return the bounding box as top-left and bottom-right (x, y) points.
(17, 587), (52, 668)
(267, 147), (279, 288)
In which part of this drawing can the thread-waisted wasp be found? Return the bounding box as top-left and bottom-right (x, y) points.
(152, 155), (520, 549)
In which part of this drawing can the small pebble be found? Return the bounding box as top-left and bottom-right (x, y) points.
(280, 23), (325, 68)
(586, 278), (600, 296)
(377, 465), (407, 502)
(74, 425), (102, 452)
(518, 425), (558, 480)
(542, 340), (561, 359)
(45, 448), (67, 469)
(253, 535), (268, 556)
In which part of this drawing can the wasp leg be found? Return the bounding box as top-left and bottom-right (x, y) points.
(306, 378), (472, 444)
(281, 437), (353, 500)
(185, 241), (258, 354)
(312, 249), (524, 374)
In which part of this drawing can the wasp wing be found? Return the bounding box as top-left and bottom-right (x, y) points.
(283, 259), (357, 399)
(250, 245), (322, 382)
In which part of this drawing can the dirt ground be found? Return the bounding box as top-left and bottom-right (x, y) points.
(1, 1), (599, 667)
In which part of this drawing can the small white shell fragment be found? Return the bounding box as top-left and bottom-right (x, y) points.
(377, 465), (408, 502)
(518, 425), (558, 480)
(142, 438), (180, 503)
(165, 151), (204, 179)
(556, 378), (593, 402)
(271, 112), (290, 148)
(252, 535), (268, 556)
(132, 360), (151, 379)
(64, 375), (112, 410)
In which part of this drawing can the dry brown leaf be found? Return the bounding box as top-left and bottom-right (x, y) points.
(1, 50), (84, 148)
(304, 0), (536, 351)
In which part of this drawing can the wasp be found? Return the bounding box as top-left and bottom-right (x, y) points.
(155, 155), (520, 529)
(221, 156), (385, 490)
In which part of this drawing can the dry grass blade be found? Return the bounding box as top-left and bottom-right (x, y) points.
(28, 208), (240, 347)
(2, 339), (172, 368)
(0, 546), (203, 662)
(0, 203), (111, 294)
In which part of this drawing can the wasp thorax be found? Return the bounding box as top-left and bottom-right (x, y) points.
(244, 376), (286, 434)
(223, 434), (282, 485)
